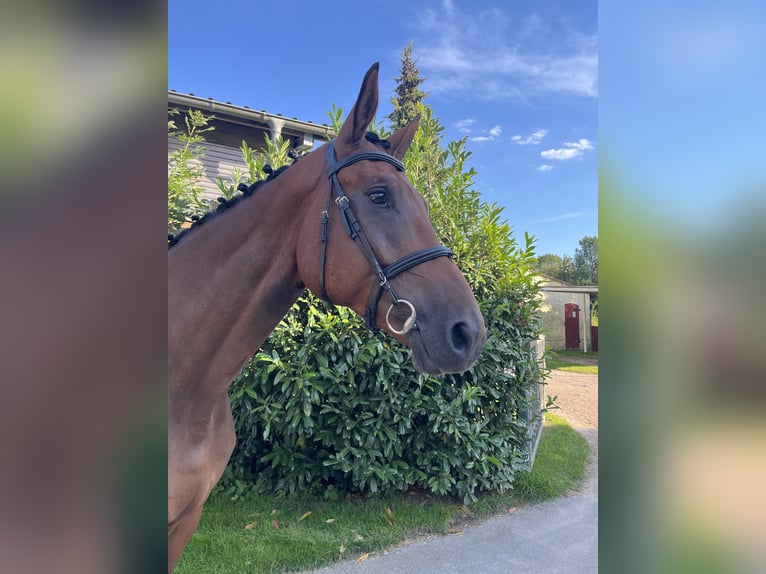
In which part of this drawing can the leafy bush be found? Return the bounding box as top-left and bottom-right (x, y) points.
(216, 103), (543, 504)
(167, 109), (214, 234)
(214, 134), (292, 200)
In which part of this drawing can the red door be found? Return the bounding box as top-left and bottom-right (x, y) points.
(565, 303), (580, 349)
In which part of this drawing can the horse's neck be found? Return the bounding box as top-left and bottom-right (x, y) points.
(169, 160), (320, 397)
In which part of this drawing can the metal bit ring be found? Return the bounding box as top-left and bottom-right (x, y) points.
(385, 299), (417, 335)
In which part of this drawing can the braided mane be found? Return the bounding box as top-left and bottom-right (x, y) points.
(168, 132), (390, 249)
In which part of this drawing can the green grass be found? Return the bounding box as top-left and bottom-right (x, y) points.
(175, 414), (589, 573)
(556, 350), (598, 360)
(546, 350), (598, 374)
(511, 414), (590, 501)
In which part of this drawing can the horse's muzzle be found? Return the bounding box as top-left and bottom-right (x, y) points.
(407, 312), (486, 375)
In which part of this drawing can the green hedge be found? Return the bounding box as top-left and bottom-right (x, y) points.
(216, 104), (543, 504)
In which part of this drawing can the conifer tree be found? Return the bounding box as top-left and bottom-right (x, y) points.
(388, 41), (427, 129)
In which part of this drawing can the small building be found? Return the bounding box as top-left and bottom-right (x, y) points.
(535, 274), (598, 352)
(168, 91), (334, 201)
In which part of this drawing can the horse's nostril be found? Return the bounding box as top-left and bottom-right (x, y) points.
(451, 321), (473, 353)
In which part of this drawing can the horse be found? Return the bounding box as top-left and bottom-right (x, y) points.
(167, 63), (486, 571)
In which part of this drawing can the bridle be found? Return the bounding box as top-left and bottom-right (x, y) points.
(319, 139), (453, 335)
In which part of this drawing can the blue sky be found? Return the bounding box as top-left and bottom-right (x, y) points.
(169, 0), (597, 257)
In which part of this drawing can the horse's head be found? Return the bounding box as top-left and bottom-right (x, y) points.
(297, 63), (486, 375)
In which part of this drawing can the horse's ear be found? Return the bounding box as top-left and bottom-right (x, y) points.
(386, 114), (421, 160)
(336, 63), (379, 150)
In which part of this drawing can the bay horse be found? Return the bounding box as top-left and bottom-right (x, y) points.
(168, 63), (486, 571)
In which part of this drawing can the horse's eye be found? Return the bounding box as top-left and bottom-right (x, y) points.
(367, 190), (388, 206)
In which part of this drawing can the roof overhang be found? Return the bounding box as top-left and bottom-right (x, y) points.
(540, 285), (599, 295)
(168, 91), (335, 141)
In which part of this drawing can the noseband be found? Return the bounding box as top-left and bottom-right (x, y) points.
(319, 139), (453, 334)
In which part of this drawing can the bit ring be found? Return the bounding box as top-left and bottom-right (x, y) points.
(385, 299), (417, 335)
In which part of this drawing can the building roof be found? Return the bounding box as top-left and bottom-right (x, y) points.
(540, 285), (598, 294)
(168, 91), (335, 150)
(535, 272), (573, 286)
(534, 273), (598, 294)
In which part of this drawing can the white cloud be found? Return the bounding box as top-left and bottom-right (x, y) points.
(513, 129), (548, 145)
(469, 124), (502, 142)
(538, 211), (585, 222)
(454, 118), (476, 133)
(541, 148), (580, 160)
(540, 138), (594, 160)
(413, 4), (597, 101)
(537, 164), (553, 171)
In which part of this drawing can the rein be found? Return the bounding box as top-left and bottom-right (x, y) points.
(320, 139), (453, 334)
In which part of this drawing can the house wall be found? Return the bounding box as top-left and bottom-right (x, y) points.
(168, 96), (331, 204)
(533, 274), (594, 352)
(537, 290), (592, 351)
(168, 137), (262, 202)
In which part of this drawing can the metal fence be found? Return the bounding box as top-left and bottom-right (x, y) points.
(519, 335), (546, 467)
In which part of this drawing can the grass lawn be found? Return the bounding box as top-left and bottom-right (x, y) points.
(546, 350), (598, 374)
(175, 413), (589, 573)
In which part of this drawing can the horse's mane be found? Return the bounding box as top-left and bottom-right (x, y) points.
(168, 164), (291, 249)
(168, 132), (391, 250)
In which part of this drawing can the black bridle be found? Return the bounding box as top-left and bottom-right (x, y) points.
(319, 139), (453, 334)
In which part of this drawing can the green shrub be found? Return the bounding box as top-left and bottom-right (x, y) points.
(216, 103), (543, 504)
(167, 109), (215, 234)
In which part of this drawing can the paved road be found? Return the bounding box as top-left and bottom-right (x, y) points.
(307, 369), (598, 574)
